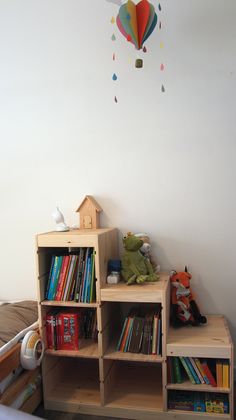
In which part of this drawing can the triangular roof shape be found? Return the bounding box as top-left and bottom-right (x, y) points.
(76, 195), (102, 213)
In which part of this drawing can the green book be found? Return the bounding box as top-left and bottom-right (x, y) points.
(173, 357), (183, 383)
(179, 356), (196, 384)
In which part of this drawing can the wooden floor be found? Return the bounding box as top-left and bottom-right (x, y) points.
(34, 404), (123, 420)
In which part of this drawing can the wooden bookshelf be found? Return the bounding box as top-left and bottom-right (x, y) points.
(36, 229), (234, 419)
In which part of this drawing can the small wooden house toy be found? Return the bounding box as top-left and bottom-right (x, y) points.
(76, 195), (102, 229)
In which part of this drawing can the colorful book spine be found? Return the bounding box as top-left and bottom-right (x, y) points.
(201, 360), (217, 387)
(46, 256), (55, 298)
(216, 359), (223, 387)
(189, 357), (205, 384)
(55, 256), (69, 301)
(120, 317), (132, 352)
(151, 314), (158, 355)
(51, 256), (63, 299)
(179, 356), (196, 384)
(194, 358), (210, 385)
(185, 357), (201, 384)
(117, 318), (128, 351)
(173, 357), (183, 383)
(47, 256), (60, 300)
(222, 360), (229, 388)
(89, 251), (96, 303)
(125, 317), (134, 352)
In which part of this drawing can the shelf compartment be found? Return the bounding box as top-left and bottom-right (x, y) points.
(103, 360), (163, 411)
(43, 357), (100, 408)
(168, 389), (230, 416)
(45, 338), (99, 359)
(100, 272), (169, 303)
(167, 316), (232, 358)
(101, 302), (163, 360)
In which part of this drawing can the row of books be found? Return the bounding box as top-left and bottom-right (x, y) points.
(168, 357), (230, 388)
(168, 390), (229, 414)
(46, 309), (97, 351)
(117, 306), (162, 355)
(45, 248), (96, 303)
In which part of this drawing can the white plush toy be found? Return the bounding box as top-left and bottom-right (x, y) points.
(134, 233), (160, 273)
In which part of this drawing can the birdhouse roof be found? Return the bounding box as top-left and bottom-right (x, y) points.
(76, 195), (102, 213)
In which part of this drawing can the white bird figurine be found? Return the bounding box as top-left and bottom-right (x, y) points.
(52, 207), (69, 232)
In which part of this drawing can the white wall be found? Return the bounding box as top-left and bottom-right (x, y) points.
(0, 1), (236, 349)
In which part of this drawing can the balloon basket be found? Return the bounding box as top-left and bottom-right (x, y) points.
(135, 58), (143, 68)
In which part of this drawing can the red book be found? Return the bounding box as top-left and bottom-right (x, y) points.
(201, 360), (217, 387)
(46, 313), (57, 349)
(55, 256), (70, 301)
(58, 312), (79, 350)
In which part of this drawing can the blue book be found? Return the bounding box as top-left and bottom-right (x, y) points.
(84, 257), (91, 303)
(80, 249), (88, 302)
(48, 256), (60, 299)
(85, 257), (92, 303)
(125, 317), (134, 352)
(185, 357), (201, 384)
(46, 256), (55, 298)
(117, 318), (128, 351)
(51, 256), (63, 300)
(81, 248), (90, 302)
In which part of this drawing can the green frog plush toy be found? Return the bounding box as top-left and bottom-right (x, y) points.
(121, 234), (159, 285)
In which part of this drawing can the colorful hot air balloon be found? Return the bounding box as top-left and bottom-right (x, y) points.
(116, 0), (158, 68)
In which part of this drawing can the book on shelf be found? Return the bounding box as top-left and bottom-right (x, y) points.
(45, 248), (96, 303)
(201, 359), (217, 387)
(222, 360), (229, 388)
(172, 357), (183, 383)
(179, 357), (196, 384)
(189, 357), (205, 384)
(47, 256), (61, 300)
(216, 359), (223, 387)
(194, 358), (210, 385)
(46, 256), (55, 299)
(55, 255), (70, 301)
(185, 357), (201, 384)
(128, 317), (144, 353)
(116, 305), (162, 355)
(46, 308), (98, 351)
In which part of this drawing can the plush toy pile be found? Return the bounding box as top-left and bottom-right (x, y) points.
(121, 234), (159, 285)
(170, 268), (207, 327)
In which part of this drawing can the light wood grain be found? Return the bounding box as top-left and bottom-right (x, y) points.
(100, 273), (169, 303)
(167, 315), (232, 358)
(104, 361), (163, 411)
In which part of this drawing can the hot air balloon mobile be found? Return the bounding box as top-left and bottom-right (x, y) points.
(116, 0), (158, 68)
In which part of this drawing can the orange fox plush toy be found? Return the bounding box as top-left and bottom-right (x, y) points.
(170, 267), (207, 327)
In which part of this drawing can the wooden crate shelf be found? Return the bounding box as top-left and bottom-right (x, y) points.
(36, 229), (234, 419)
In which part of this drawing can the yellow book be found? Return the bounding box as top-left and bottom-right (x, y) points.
(216, 360), (223, 387)
(222, 360), (229, 388)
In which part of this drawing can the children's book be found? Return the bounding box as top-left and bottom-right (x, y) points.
(179, 356), (196, 384)
(201, 359), (217, 387)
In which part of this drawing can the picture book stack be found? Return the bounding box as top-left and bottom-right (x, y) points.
(116, 305), (162, 355)
(168, 390), (229, 414)
(45, 248), (96, 303)
(46, 308), (97, 351)
(168, 357), (230, 388)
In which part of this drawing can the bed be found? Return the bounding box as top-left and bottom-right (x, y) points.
(0, 301), (42, 414)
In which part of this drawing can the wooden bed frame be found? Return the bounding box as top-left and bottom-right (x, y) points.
(0, 342), (42, 413)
